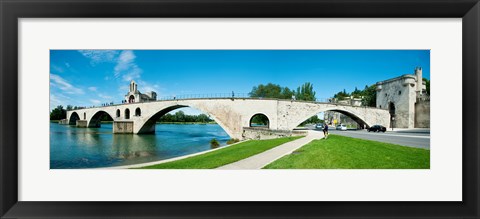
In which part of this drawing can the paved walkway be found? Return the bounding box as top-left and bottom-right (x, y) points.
(217, 130), (324, 170)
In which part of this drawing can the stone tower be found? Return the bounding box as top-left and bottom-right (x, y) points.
(375, 67), (427, 128)
(415, 67), (423, 94)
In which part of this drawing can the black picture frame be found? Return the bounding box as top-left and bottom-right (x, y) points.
(1, 0), (479, 218)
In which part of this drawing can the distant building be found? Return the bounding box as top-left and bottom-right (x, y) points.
(376, 67), (429, 128)
(125, 80), (157, 103)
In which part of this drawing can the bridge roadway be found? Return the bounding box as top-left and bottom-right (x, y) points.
(326, 129), (430, 149)
(66, 98), (391, 139)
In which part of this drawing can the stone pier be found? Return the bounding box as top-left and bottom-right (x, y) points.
(113, 121), (134, 134)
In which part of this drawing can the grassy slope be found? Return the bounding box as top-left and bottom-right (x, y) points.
(139, 136), (302, 169)
(265, 134), (430, 169)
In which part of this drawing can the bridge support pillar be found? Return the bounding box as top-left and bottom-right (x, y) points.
(76, 120), (88, 128)
(113, 121), (134, 134)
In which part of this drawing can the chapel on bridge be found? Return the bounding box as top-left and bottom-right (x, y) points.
(124, 80), (157, 103)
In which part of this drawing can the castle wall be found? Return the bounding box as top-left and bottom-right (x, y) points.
(415, 99), (430, 128)
(376, 75), (417, 128)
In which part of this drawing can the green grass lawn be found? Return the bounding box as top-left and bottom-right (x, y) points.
(264, 134), (430, 169)
(139, 136), (302, 169)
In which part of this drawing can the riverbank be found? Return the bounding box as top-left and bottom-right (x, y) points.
(264, 134), (430, 169)
(136, 136), (302, 169)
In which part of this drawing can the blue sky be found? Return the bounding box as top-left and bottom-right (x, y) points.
(50, 50), (430, 114)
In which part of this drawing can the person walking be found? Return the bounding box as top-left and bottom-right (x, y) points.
(323, 123), (329, 139)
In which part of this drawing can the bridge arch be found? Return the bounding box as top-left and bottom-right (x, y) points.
(68, 112), (80, 125)
(88, 110), (115, 128)
(116, 109), (120, 118)
(328, 109), (369, 129)
(292, 107), (371, 130)
(137, 105), (235, 138)
(249, 113), (270, 128)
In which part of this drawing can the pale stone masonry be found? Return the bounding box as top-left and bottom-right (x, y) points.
(376, 67), (429, 128)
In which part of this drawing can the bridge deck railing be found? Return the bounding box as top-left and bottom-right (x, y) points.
(65, 93), (384, 111)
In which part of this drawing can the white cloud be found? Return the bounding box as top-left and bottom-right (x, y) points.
(65, 62), (71, 68)
(113, 51), (142, 82)
(50, 73), (84, 94)
(50, 93), (62, 111)
(137, 80), (160, 93)
(114, 50), (136, 75)
(118, 85), (129, 92)
(78, 50), (119, 64)
(90, 99), (101, 105)
(50, 92), (73, 111)
(51, 64), (64, 73)
(122, 67), (141, 82)
(88, 87), (97, 91)
(98, 94), (113, 100)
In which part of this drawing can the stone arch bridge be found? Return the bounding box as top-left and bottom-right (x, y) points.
(66, 98), (390, 139)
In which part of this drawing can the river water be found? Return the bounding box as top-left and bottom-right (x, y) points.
(50, 122), (230, 169)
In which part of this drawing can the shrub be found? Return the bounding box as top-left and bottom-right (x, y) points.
(227, 138), (240, 145)
(210, 138), (220, 148)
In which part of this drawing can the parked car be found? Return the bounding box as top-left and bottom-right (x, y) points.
(315, 124), (324, 129)
(336, 124), (347, 131)
(367, 125), (387, 132)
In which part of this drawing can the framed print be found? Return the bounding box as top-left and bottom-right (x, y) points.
(1, 0), (479, 218)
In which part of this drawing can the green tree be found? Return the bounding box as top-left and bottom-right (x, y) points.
(251, 114), (269, 126)
(50, 105), (66, 120)
(249, 83), (285, 99)
(295, 82), (316, 101)
(197, 114), (210, 123)
(351, 86), (362, 98)
(281, 87), (295, 99)
(361, 84), (377, 107)
(175, 111), (186, 122)
(158, 111), (213, 123)
(249, 82), (317, 101)
(300, 115), (324, 126)
(333, 89), (350, 100)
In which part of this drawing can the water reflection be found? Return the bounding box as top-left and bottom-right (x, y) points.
(50, 123), (229, 169)
(111, 135), (158, 160)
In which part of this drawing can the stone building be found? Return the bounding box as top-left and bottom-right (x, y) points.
(375, 67), (429, 128)
(124, 80), (157, 103)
